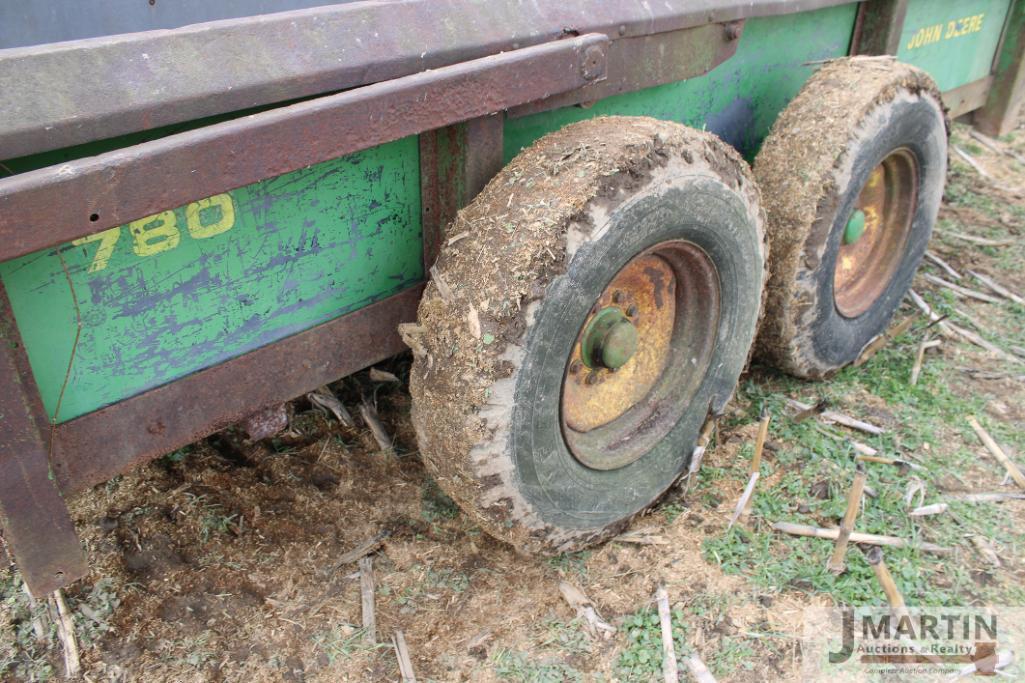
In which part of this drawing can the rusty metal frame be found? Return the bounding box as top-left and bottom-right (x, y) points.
(0, 283), (88, 595)
(0, 35), (608, 263)
(0, 0), (855, 160)
(419, 115), (506, 270)
(508, 21), (744, 118)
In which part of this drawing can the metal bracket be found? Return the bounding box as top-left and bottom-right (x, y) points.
(420, 114), (505, 270)
(0, 284), (87, 597)
(850, 0), (909, 56)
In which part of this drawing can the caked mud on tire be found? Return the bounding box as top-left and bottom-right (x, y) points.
(406, 117), (766, 553)
(754, 58), (948, 378)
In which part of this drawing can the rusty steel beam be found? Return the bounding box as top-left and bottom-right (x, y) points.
(0, 0), (855, 159)
(51, 284), (423, 495)
(509, 22), (743, 118)
(419, 114), (505, 271)
(974, 0), (1025, 136)
(850, 0), (909, 56)
(0, 34), (606, 264)
(0, 283), (87, 596)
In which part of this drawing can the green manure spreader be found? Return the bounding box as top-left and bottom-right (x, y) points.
(1, 0), (1022, 596)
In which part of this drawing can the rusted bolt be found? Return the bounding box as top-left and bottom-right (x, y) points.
(586, 372), (599, 385)
(580, 44), (606, 81)
(626, 305), (638, 317)
(612, 291), (624, 304)
(723, 21), (743, 41)
(569, 361), (582, 375)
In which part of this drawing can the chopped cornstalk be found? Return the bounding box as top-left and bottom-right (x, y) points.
(908, 503), (948, 517)
(967, 416), (1025, 489)
(924, 251), (962, 280)
(727, 472), (760, 530)
(968, 270), (1025, 306)
(393, 630), (417, 682)
(855, 315), (917, 366)
(741, 413), (771, 521)
(861, 546), (907, 615)
(786, 398), (884, 435)
(827, 464), (867, 574)
(910, 338), (941, 386)
(656, 585), (678, 683)
(771, 522), (952, 555)
(922, 273), (1000, 303)
(684, 654), (718, 683)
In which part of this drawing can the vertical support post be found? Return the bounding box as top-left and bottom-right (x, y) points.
(850, 0), (909, 56)
(0, 283), (87, 596)
(419, 114), (505, 271)
(974, 0), (1025, 137)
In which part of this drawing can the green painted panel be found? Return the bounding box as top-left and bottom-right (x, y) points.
(505, 4), (860, 163)
(897, 0), (1012, 92)
(0, 136), (423, 422)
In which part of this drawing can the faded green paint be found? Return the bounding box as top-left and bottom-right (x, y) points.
(897, 0), (1013, 92)
(0, 136), (422, 422)
(0, 6), (862, 423)
(505, 3), (861, 162)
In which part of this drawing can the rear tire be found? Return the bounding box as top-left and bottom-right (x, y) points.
(407, 116), (766, 553)
(754, 58), (947, 378)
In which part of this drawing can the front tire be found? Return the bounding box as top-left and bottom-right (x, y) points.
(408, 116), (766, 553)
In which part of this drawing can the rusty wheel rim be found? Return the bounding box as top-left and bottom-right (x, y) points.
(833, 148), (918, 318)
(560, 241), (720, 471)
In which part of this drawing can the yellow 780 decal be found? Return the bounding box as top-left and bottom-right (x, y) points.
(72, 194), (236, 273)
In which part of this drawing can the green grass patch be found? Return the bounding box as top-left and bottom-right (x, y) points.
(705, 322), (1025, 608)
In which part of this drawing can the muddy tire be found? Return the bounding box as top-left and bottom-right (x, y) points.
(753, 58), (947, 378)
(407, 117), (766, 553)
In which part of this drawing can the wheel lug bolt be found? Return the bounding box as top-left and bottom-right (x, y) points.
(626, 305), (638, 317)
(569, 361), (582, 375)
(585, 372), (599, 385)
(612, 291), (624, 304)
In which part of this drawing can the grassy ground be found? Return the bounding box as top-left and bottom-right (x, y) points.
(2, 117), (1024, 682)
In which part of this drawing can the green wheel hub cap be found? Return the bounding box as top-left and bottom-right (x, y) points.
(844, 209), (867, 245)
(580, 307), (639, 370)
